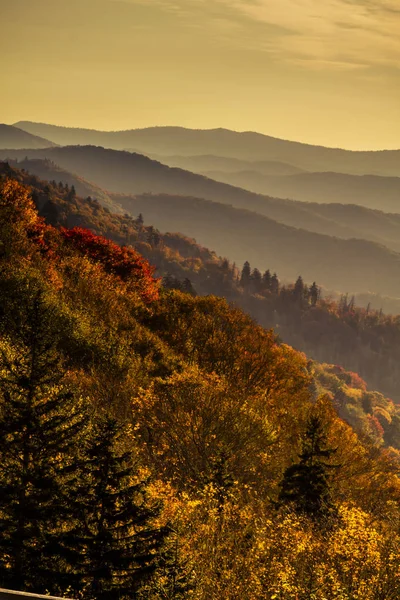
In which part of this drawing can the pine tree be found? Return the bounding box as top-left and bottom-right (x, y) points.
(262, 269), (272, 291)
(240, 261), (251, 288)
(70, 416), (169, 600)
(270, 273), (279, 295)
(250, 268), (262, 294)
(0, 284), (86, 593)
(293, 275), (304, 303)
(309, 281), (319, 306)
(278, 415), (337, 520)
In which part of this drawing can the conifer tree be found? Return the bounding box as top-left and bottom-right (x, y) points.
(293, 275), (304, 302)
(262, 269), (272, 291)
(70, 416), (169, 600)
(0, 284), (86, 593)
(250, 268), (262, 294)
(270, 273), (279, 295)
(309, 281), (319, 306)
(278, 415), (337, 520)
(240, 261), (251, 288)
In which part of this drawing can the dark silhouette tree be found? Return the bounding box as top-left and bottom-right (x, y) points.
(0, 284), (85, 594)
(240, 261), (251, 288)
(70, 416), (169, 600)
(278, 415), (337, 520)
(309, 282), (319, 306)
(293, 275), (304, 303)
(251, 268), (262, 294)
(270, 273), (279, 295)
(262, 269), (272, 291)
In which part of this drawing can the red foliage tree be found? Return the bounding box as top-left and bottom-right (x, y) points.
(60, 227), (159, 302)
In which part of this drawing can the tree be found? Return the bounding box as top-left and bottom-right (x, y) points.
(240, 261), (251, 288)
(250, 268), (262, 294)
(70, 416), (169, 600)
(182, 278), (197, 296)
(293, 275), (304, 303)
(309, 281), (319, 306)
(270, 273), (279, 295)
(262, 269), (272, 291)
(68, 184), (76, 200)
(278, 414), (337, 520)
(0, 284), (85, 594)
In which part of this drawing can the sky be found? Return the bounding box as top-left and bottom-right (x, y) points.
(1, 0), (399, 149)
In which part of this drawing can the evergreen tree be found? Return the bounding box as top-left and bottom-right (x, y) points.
(250, 268), (262, 294)
(68, 184), (76, 200)
(293, 275), (304, 303)
(309, 281), (319, 306)
(278, 415), (337, 520)
(262, 269), (272, 291)
(0, 285), (85, 593)
(270, 273), (279, 295)
(240, 261), (251, 288)
(70, 416), (169, 600)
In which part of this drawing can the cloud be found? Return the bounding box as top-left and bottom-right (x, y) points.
(214, 0), (400, 69)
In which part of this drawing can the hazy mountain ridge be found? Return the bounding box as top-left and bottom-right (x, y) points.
(2, 147), (400, 254)
(138, 153), (308, 176)
(204, 169), (400, 213)
(14, 121), (400, 176)
(0, 124), (56, 149)
(112, 191), (400, 298)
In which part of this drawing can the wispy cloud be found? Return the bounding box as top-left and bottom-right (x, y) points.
(214, 0), (400, 69)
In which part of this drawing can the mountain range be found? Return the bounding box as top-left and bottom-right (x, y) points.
(12, 121), (400, 176)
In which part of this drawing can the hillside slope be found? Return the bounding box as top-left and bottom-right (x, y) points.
(2, 172), (400, 598)
(4, 161), (400, 405)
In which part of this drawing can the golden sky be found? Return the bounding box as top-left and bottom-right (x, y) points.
(1, 0), (399, 149)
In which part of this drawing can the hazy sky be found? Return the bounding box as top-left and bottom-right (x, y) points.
(1, 0), (399, 149)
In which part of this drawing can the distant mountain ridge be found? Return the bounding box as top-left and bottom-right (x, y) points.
(113, 190), (400, 299)
(0, 124), (56, 149)
(14, 121), (400, 176)
(3, 148), (400, 256)
(202, 169), (400, 213)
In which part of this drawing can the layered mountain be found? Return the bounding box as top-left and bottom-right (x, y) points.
(143, 154), (307, 177)
(202, 169), (400, 214)
(3, 147), (400, 256)
(111, 190), (400, 298)
(14, 121), (400, 176)
(0, 124), (55, 149)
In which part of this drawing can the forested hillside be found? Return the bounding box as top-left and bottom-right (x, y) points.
(4, 161), (400, 407)
(1, 170), (400, 599)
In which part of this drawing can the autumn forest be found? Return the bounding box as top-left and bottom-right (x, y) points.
(2, 0), (400, 597)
